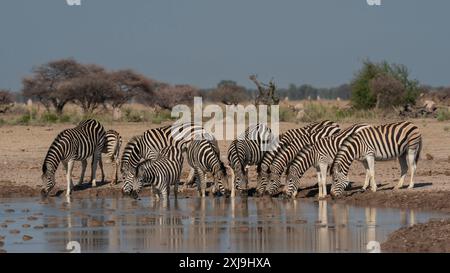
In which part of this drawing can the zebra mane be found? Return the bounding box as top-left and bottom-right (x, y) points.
(232, 139), (246, 173)
(42, 129), (69, 174)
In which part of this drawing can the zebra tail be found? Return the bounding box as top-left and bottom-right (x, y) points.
(415, 137), (422, 164)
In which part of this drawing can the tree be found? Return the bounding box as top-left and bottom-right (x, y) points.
(22, 59), (88, 114)
(370, 74), (406, 109)
(109, 69), (156, 109)
(0, 89), (14, 113)
(249, 75), (279, 105)
(150, 84), (199, 110)
(208, 81), (249, 105)
(60, 72), (117, 114)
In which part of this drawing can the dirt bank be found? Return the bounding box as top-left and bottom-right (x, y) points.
(381, 218), (450, 252)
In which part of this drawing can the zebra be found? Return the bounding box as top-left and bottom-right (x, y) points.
(266, 123), (341, 195)
(186, 135), (232, 197)
(285, 123), (370, 199)
(41, 119), (106, 197)
(330, 121), (422, 197)
(227, 123), (273, 194)
(120, 122), (207, 196)
(132, 146), (184, 201)
(256, 120), (338, 195)
(103, 129), (122, 185)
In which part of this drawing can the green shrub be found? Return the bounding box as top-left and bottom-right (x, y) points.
(279, 106), (297, 122)
(351, 60), (420, 109)
(40, 112), (59, 123)
(16, 114), (31, 125)
(437, 108), (450, 121)
(59, 114), (72, 123)
(124, 108), (144, 122)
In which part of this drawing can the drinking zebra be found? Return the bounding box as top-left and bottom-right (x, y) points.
(257, 120), (338, 195)
(120, 122), (207, 195)
(227, 123), (273, 194)
(41, 119), (106, 197)
(186, 135), (233, 197)
(103, 129), (122, 185)
(330, 121), (422, 197)
(266, 123), (341, 195)
(285, 123), (370, 198)
(132, 146), (184, 201)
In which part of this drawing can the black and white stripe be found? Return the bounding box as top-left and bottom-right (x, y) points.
(186, 134), (229, 197)
(257, 120), (338, 195)
(227, 123), (273, 193)
(266, 123), (341, 195)
(121, 122), (207, 195)
(286, 123), (370, 198)
(133, 146), (184, 201)
(41, 119), (106, 196)
(330, 121), (422, 197)
(102, 129), (122, 184)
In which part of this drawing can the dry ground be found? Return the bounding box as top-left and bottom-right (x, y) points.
(0, 119), (450, 252)
(0, 119), (449, 205)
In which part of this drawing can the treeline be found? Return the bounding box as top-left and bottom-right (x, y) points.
(199, 81), (351, 103)
(0, 58), (445, 117)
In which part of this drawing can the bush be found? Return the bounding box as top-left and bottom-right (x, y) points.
(437, 108), (450, 121)
(124, 108), (144, 122)
(279, 106), (297, 122)
(351, 60), (420, 109)
(16, 113), (31, 125)
(40, 112), (59, 123)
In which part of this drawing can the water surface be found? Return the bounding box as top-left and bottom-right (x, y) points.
(0, 196), (444, 253)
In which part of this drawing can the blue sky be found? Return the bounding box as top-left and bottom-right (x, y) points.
(1, 0), (449, 91)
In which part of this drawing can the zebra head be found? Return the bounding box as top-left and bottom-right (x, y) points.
(285, 167), (302, 199)
(40, 164), (55, 197)
(130, 161), (151, 199)
(256, 167), (270, 196)
(330, 165), (349, 198)
(266, 171), (282, 196)
(212, 162), (227, 195)
(121, 164), (135, 196)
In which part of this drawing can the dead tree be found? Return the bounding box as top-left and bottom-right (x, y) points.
(249, 75), (279, 106)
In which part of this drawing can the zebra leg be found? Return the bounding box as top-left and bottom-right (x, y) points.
(66, 160), (75, 196)
(319, 163), (328, 198)
(366, 156), (377, 192)
(112, 160), (119, 184)
(186, 167), (196, 186)
(173, 180), (179, 199)
(90, 152), (100, 187)
(394, 153), (408, 190)
(201, 172), (207, 198)
(161, 183), (169, 201)
(362, 160), (370, 191)
(78, 160), (87, 186)
(316, 169), (322, 198)
(407, 149), (417, 189)
(98, 156), (105, 183)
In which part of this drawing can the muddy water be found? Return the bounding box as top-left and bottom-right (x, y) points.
(0, 196), (445, 253)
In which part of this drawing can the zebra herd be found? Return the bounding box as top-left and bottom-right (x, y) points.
(40, 118), (422, 201)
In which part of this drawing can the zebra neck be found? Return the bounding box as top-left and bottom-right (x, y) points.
(43, 147), (62, 174)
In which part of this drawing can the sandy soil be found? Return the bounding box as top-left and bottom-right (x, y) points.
(1, 119), (449, 204)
